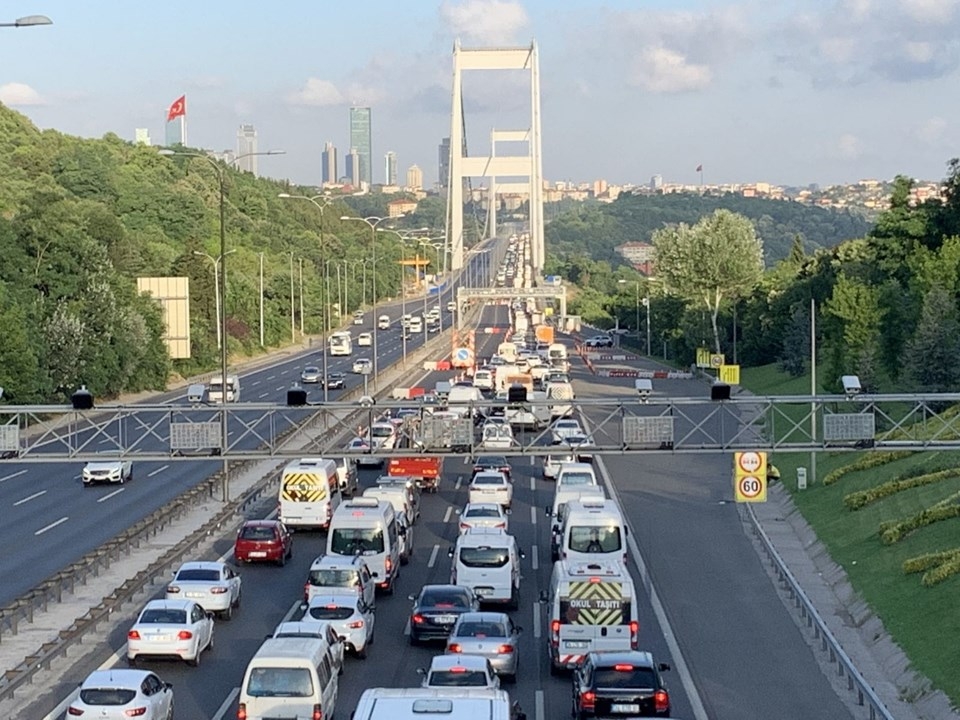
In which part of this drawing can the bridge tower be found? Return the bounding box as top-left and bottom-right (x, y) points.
(448, 40), (545, 274)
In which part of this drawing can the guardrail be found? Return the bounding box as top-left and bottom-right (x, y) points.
(744, 503), (895, 720)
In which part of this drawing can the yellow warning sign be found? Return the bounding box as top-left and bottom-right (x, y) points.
(719, 364), (740, 385)
(696, 348), (711, 368)
(733, 451), (767, 503)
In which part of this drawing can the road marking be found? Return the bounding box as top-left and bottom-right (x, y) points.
(97, 488), (125, 503)
(443, 506), (453, 523)
(404, 619), (411, 635)
(282, 599), (301, 623)
(533, 602), (541, 638)
(267, 375), (276, 380)
(275, 385), (285, 392)
(249, 380), (260, 386)
(531, 545), (539, 571)
(463, 456), (470, 465)
(259, 392), (270, 399)
(14, 490), (46, 506)
(530, 506), (537, 526)
(212, 687), (240, 720)
(428, 544), (439, 568)
(529, 456), (535, 466)
(147, 465), (168, 478)
(535, 689), (544, 720)
(530, 476), (536, 491)
(455, 476), (462, 490)
(35, 516), (68, 535)
(0, 469), (27, 483)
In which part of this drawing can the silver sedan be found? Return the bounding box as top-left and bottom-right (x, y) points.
(445, 611), (521, 682)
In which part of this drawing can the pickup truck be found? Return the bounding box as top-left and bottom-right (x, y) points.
(388, 456), (444, 493)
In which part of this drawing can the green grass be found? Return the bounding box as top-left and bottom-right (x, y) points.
(741, 365), (960, 706)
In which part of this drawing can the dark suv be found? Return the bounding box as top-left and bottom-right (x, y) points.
(408, 584), (480, 645)
(472, 455), (512, 482)
(571, 651), (671, 718)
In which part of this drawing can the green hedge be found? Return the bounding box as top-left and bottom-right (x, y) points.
(823, 451), (915, 486)
(880, 491), (960, 544)
(844, 467), (960, 511)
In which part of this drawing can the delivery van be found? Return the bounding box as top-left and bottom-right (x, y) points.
(278, 458), (342, 531)
(238, 637), (340, 720)
(326, 498), (401, 594)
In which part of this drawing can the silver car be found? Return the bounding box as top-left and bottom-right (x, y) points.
(445, 612), (521, 682)
(165, 561), (242, 619)
(458, 503), (509, 534)
(300, 365), (322, 383)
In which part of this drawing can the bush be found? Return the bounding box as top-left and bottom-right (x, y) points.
(880, 491), (960, 544)
(903, 549), (960, 575)
(844, 467), (960, 510)
(823, 451), (915, 486)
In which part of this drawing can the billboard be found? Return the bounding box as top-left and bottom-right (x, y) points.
(137, 277), (191, 359)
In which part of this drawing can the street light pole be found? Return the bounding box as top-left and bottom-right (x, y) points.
(378, 227), (431, 369)
(193, 250), (233, 350)
(289, 252), (296, 343)
(259, 252), (264, 347)
(0, 14), (52, 27)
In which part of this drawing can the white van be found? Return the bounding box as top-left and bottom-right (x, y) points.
(378, 314), (391, 330)
(543, 559), (639, 674)
(352, 688), (524, 720)
(448, 528), (523, 608)
(238, 637), (339, 720)
(186, 383), (206, 403)
(208, 374), (239, 403)
(545, 381), (575, 418)
(560, 497), (627, 564)
(326, 498), (401, 594)
(556, 462), (598, 489)
(547, 485), (606, 562)
(447, 384), (484, 419)
(473, 369), (494, 392)
(363, 484), (417, 527)
(408, 316), (423, 334)
(278, 458), (341, 531)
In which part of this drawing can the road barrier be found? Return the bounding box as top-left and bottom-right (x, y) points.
(596, 369), (694, 380)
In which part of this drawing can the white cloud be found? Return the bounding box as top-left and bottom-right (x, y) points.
(439, 0), (529, 44)
(917, 116), (948, 144)
(0, 82), (45, 106)
(899, 0), (958, 23)
(837, 133), (864, 159)
(630, 47), (712, 93)
(286, 78), (345, 107)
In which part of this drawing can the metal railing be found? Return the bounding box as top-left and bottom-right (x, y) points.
(744, 503), (896, 720)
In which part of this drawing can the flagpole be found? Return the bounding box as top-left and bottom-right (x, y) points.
(699, 167), (704, 188)
(181, 115), (187, 146)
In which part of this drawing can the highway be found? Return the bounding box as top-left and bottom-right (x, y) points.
(0, 250), (491, 606)
(25, 302), (860, 720)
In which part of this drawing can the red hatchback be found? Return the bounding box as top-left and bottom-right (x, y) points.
(234, 520), (293, 566)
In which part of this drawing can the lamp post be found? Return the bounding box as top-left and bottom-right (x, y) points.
(0, 14), (52, 27)
(278, 193), (335, 402)
(340, 215), (392, 389)
(193, 249), (235, 349)
(159, 148), (284, 500)
(377, 227), (429, 368)
(618, 279), (641, 351)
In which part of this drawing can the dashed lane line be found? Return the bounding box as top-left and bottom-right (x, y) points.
(211, 688), (240, 720)
(14, 490), (46, 506)
(97, 488), (125, 503)
(443, 506), (453, 523)
(35, 516), (69, 535)
(529, 506), (537, 526)
(428, 544), (440, 568)
(0, 469), (28, 483)
(531, 545), (539, 571)
(146, 465), (168, 478)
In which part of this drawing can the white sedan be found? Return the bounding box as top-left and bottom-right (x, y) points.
(165, 561), (242, 620)
(458, 502), (509, 534)
(82, 455), (133, 486)
(468, 471), (513, 509)
(302, 594), (376, 659)
(542, 452), (577, 481)
(357, 332), (373, 346)
(68, 669), (174, 720)
(352, 358), (373, 374)
(127, 599), (214, 667)
(551, 418), (584, 444)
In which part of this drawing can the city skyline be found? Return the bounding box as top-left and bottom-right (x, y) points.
(1, 1), (958, 189)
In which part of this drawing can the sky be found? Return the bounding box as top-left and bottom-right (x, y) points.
(1, 0), (958, 189)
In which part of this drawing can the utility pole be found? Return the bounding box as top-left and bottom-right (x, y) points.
(299, 257), (305, 337)
(259, 252), (264, 347)
(289, 253), (296, 342)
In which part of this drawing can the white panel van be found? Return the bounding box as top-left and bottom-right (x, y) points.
(560, 497), (627, 564)
(326, 498), (401, 594)
(238, 637), (339, 720)
(352, 688), (524, 720)
(278, 458), (341, 530)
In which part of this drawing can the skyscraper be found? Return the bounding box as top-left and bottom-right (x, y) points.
(236, 125), (258, 175)
(406, 164), (423, 191)
(322, 141), (338, 186)
(164, 95), (186, 146)
(384, 151), (398, 186)
(349, 107), (372, 187)
(438, 137), (450, 191)
(346, 147), (361, 187)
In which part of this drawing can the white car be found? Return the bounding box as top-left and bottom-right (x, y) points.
(458, 502), (509, 534)
(551, 418), (584, 444)
(352, 358), (373, 374)
(468, 471), (513, 509)
(480, 423), (514, 450)
(420, 654), (500, 689)
(82, 455), (133, 486)
(271, 620), (345, 676)
(347, 436), (382, 467)
(127, 599), (214, 666)
(367, 421), (397, 450)
(542, 452), (577, 481)
(165, 561), (242, 620)
(302, 594), (376, 659)
(68, 669), (174, 720)
(584, 334), (614, 348)
(357, 332), (373, 346)
(353, 311), (365, 325)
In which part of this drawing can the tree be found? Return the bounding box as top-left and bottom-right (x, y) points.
(903, 285), (960, 392)
(653, 209), (764, 352)
(778, 303), (810, 377)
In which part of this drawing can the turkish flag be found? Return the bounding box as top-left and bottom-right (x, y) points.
(167, 95), (186, 121)
(696, 164), (703, 172)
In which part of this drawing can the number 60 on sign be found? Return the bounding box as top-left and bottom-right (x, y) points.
(734, 451), (768, 503)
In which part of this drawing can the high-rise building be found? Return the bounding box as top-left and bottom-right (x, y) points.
(322, 141), (338, 186)
(406, 164), (423, 191)
(345, 147), (361, 187)
(438, 137), (450, 190)
(384, 151), (398, 186)
(650, 175), (663, 191)
(236, 124), (258, 175)
(134, 128), (151, 146)
(349, 107), (372, 187)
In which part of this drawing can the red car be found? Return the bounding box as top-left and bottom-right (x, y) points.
(234, 520), (293, 566)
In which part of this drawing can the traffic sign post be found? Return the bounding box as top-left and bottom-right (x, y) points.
(719, 364), (740, 385)
(733, 450), (767, 503)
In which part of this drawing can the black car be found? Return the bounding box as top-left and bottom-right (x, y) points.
(572, 651), (671, 718)
(472, 455), (512, 482)
(408, 584), (480, 645)
(322, 372), (346, 389)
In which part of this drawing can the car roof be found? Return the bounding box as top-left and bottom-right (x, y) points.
(429, 654), (490, 671)
(307, 594), (360, 608)
(586, 650), (656, 668)
(463, 502), (503, 512)
(176, 560), (225, 571)
(242, 519), (280, 527)
(309, 554), (368, 570)
(82, 669), (155, 688)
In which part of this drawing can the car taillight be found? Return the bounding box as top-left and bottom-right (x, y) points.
(211, 587), (228, 594)
(655, 689), (670, 712)
(124, 709), (147, 718)
(385, 557), (393, 574)
(630, 620), (639, 648)
(459, 522), (469, 531)
(550, 619), (560, 636)
(166, 585), (180, 594)
(497, 644), (514, 653)
(177, 630), (193, 640)
(448, 643), (461, 653)
(312, 704), (323, 720)
(237, 703), (247, 720)
(580, 691), (596, 710)
(304, 582), (310, 602)
(67, 708), (83, 716)
(412, 614), (425, 624)
(127, 630), (141, 640)
(348, 619), (364, 629)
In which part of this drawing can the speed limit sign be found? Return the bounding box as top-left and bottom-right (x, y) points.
(734, 451), (768, 503)
(735, 475), (766, 502)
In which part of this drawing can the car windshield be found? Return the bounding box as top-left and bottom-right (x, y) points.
(458, 547), (510, 568)
(140, 608), (187, 624)
(476, 456), (507, 466)
(175, 569), (220, 581)
(594, 666), (657, 689)
(308, 569), (360, 588)
(245, 667), (314, 697)
(474, 475), (504, 486)
(330, 528), (384, 555)
(308, 604), (355, 620)
(559, 472), (594, 486)
(457, 621), (507, 638)
(422, 590), (470, 608)
(370, 426), (393, 438)
(428, 670), (490, 687)
(79, 688), (137, 705)
(239, 526), (277, 541)
(465, 507), (501, 518)
(569, 526), (623, 553)
(304, 367), (319, 373)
